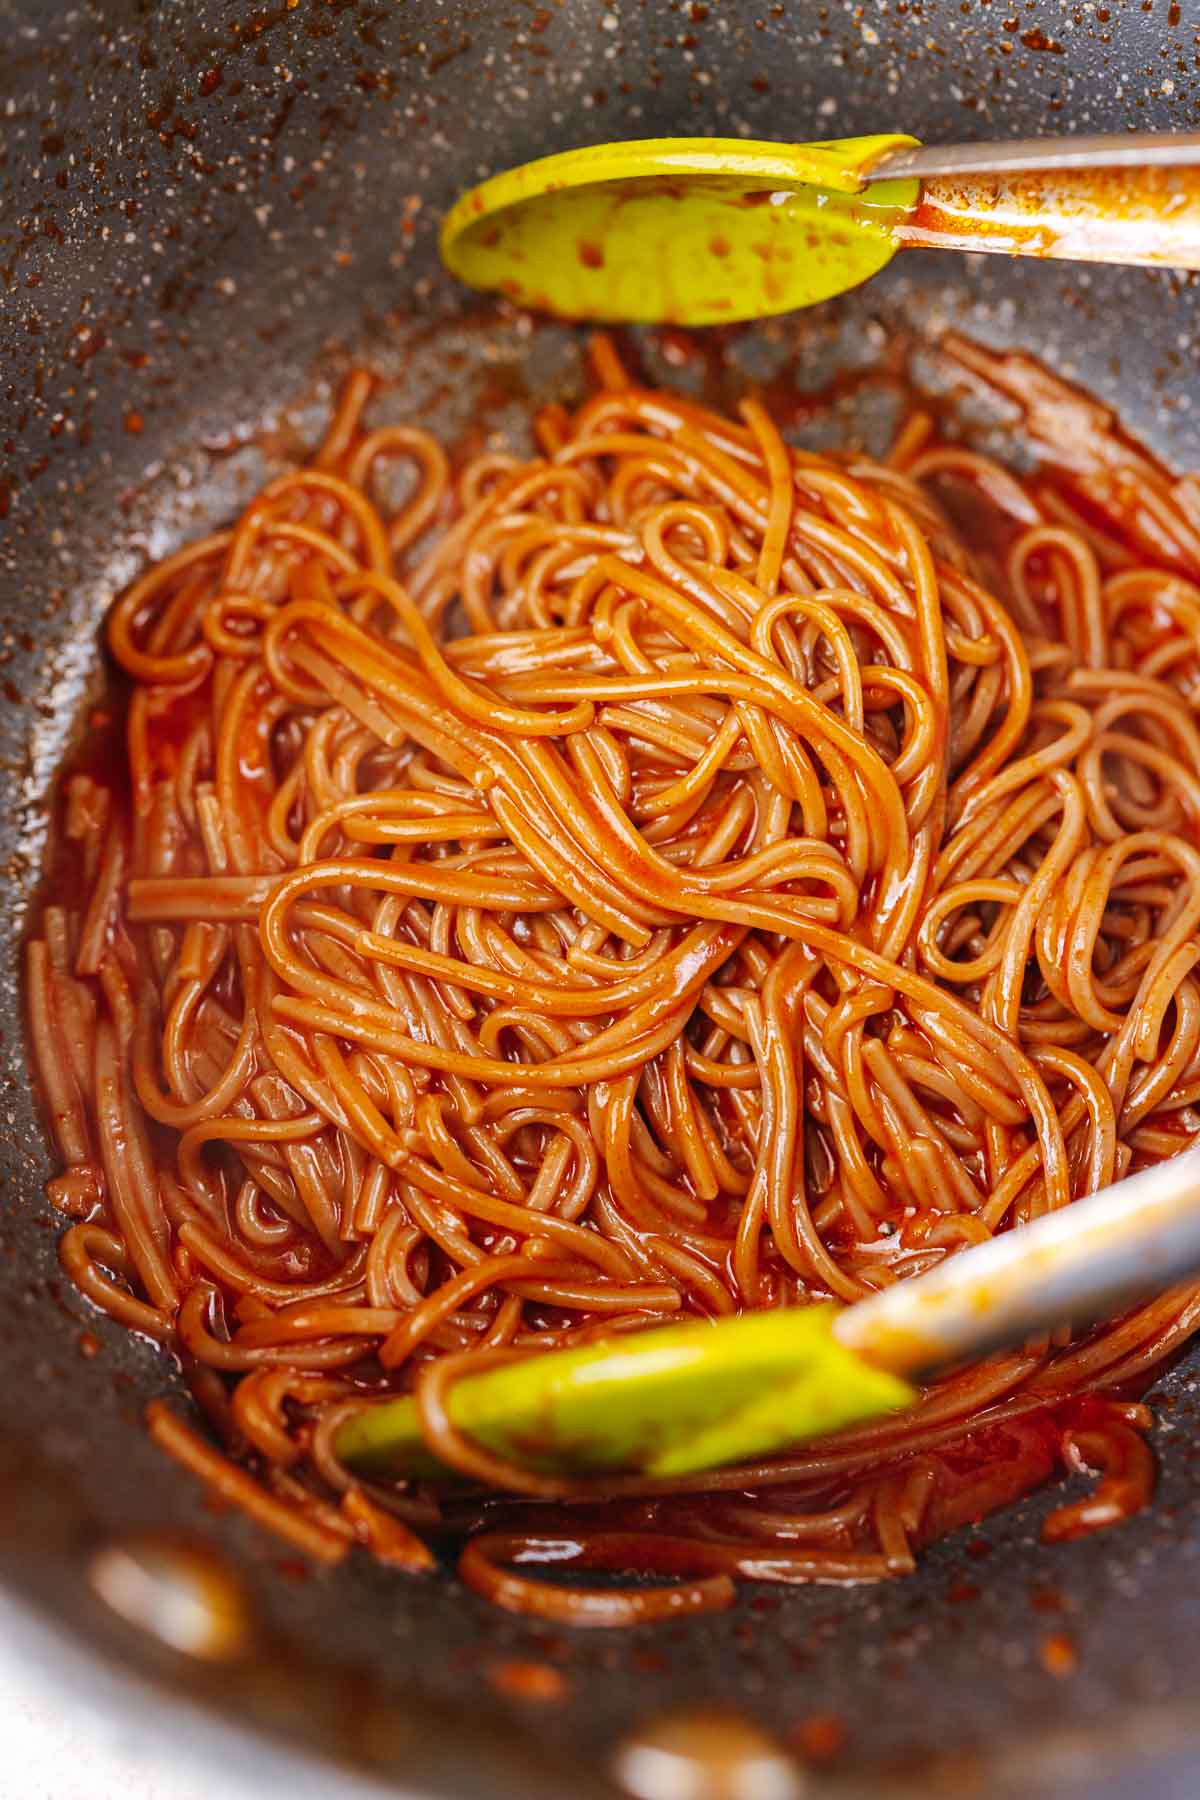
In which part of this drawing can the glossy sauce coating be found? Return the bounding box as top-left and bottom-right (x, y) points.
(28, 333), (1200, 1623)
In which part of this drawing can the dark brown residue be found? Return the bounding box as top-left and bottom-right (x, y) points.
(1019, 27), (1064, 52)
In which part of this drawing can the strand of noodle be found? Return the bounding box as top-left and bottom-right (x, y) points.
(145, 1400), (348, 1563)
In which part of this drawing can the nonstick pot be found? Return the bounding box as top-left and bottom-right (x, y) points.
(3, 3), (1200, 1797)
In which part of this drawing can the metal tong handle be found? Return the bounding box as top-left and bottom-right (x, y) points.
(876, 130), (1200, 180)
(835, 1145), (1200, 1377)
(872, 132), (1200, 272)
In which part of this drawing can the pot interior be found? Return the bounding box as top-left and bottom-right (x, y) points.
(2, 4), (1200, 1796)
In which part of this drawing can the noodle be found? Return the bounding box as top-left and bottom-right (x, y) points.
(27, 333), (1200, 1623)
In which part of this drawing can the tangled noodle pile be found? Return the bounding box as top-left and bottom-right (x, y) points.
(28, 333), (1200, 1622)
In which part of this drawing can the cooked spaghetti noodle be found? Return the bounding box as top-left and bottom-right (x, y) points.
(28, 333), (1200, 1623)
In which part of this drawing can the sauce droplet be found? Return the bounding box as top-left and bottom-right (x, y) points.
(793, 1713), (846, 1763)
(487, 1659), (568, 1703)
(89, 1533), (254, 1662)
(1039, 1630), (1079, 1678)
(614, 1708), (806, 1800)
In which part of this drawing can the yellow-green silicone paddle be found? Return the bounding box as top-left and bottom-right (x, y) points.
(439, 134), (920, 325)
(336, 1308), (913, 1486)
(337, 1145), (1200, 1486)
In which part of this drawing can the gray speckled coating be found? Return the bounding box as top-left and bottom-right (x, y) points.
(2, 3), (1200, 1797)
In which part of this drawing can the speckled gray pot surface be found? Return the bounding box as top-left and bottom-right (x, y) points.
(3, 3), (1200, 1797)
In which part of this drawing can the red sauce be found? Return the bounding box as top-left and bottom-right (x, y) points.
(794, 1713), (847, 1762)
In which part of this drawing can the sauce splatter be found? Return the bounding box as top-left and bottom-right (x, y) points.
(1039, 1630), (1079, 1678)
(487, 1659), (568, 1703)
(794, 1712), (847, 1762)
